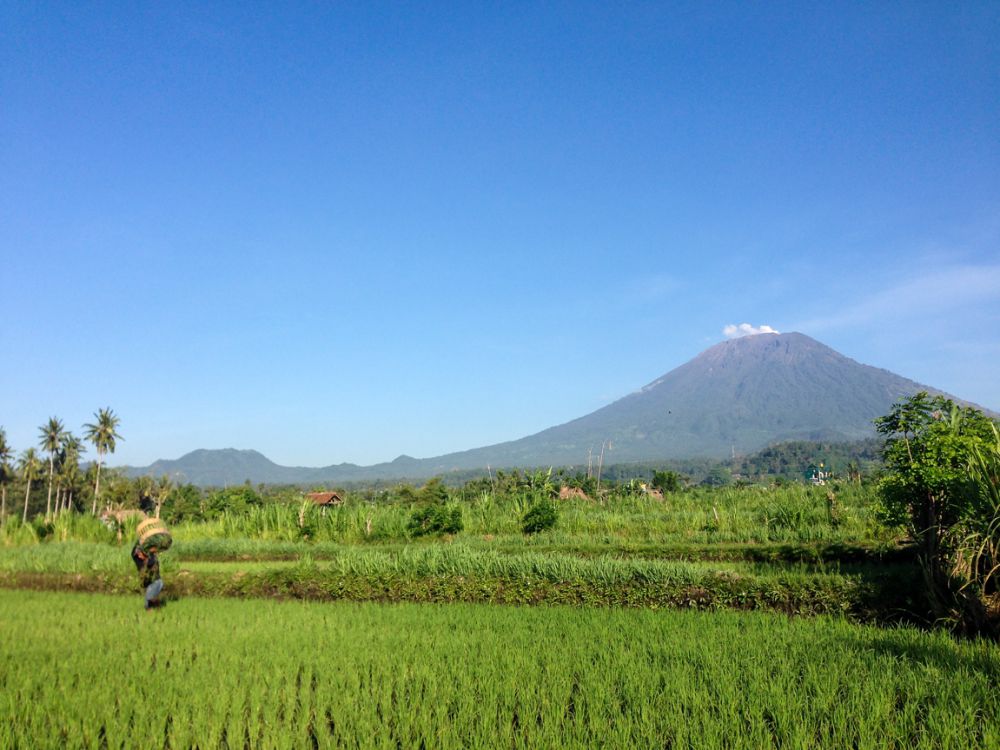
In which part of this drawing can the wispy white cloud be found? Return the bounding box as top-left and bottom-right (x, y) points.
(723, 323), (780, 338)
(792, 264), (1000, 332)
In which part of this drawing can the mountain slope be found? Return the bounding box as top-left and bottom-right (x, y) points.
(125, 333), (994, 484)
(141, 449), (310, 485)
(417, 332), (969, 469)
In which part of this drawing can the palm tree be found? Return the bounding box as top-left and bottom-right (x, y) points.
(153, 474), (173, 519)
(57, 433), (85, 515)
(19, 448), (42, 523)
(83, 408), (122, 515)
(0, 428), (13, 523)
(38, 417), (65, 521)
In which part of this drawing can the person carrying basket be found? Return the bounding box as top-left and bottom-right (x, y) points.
(131, 517), (172, 611)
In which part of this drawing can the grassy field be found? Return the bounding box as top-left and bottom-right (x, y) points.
(0, 483), (890, 549)
(0, 539), (920, 619)
(2, 590), (998, 749)
(0, 484), (921, 621)
(182, 483), (888, 546)
(5, 484), (991, 747)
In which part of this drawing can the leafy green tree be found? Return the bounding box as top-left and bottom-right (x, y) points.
(84, 408), (123, 515)
(100, 471), (133, 512)
(875, 392), (1000, 638)
(419, 478), (449, 504)
(38, 417), (65, 521)
(652, 470), (681, 494)
(0, 429), (13, 523)
(395, 484), (419, 503)
(18, 448), (42, 523)
(164, 484), (204, 523)
(204, 485), (261, 518)
(700, 466), (732, 487)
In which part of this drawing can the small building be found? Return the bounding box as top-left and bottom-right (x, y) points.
(806, 463), (832, 486)
(306, 491), (344, 506)
(558, 486), (589, 501)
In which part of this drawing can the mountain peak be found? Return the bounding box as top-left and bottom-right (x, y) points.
(126, 334), (993, 484)
(493, 331), (972, 464)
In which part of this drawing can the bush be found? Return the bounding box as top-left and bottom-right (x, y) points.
(652, 470), (681, 493)
(407, 504), (463, 537)
(521, 499), (558, 535)
(875, 392), (1000, 638)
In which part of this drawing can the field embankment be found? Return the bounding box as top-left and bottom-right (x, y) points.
(0, 541), (921, 621)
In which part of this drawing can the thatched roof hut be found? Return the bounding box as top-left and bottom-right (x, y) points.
(306, 491), (344, 506)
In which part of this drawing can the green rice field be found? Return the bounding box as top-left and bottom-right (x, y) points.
(2, 484), (995, 747)
(2, 590), (997, 749)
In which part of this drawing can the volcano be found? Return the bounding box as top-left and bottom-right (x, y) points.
(127, 332), (993, 484)
(424, 331), (988, 468)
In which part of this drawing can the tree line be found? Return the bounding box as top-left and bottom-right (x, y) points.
(0, 408), (121, 523)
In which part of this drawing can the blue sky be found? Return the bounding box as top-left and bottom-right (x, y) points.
(2, 2), (998, 467)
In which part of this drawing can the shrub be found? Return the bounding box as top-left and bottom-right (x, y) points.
(652, 470), (681, 493)
(407, 504), (463, 537)
(521, 499), (558, 535)
(875, 392), (1000, 639)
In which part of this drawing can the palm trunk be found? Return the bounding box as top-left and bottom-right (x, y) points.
(1, 485), (6, 523)
(45, 456), (54, 520)
(23, 480), (31, 523)
(91, 455), (104, 515)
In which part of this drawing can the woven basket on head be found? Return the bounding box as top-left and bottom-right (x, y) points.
(137, 518), (172, 552)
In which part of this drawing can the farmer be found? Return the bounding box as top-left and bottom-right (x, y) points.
(131, 541), (163, 611)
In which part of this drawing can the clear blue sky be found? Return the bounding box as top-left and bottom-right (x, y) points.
(2, 2), (998, 467)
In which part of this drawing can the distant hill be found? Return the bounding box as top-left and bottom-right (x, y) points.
(126, 449), (430, 486)
(135, 448), (374, 486)
(123, 332), (995, 486)
(140, 449), (312, 486)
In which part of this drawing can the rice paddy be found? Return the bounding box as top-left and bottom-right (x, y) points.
(2, 590), (997, 749)
(1, 484), (996, 747)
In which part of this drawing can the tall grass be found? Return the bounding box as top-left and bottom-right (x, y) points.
(158, 483), (886, 547)
(0, 540), (831, 587)
(0, 539), (919, 619)
(0, 484), (886, 548)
